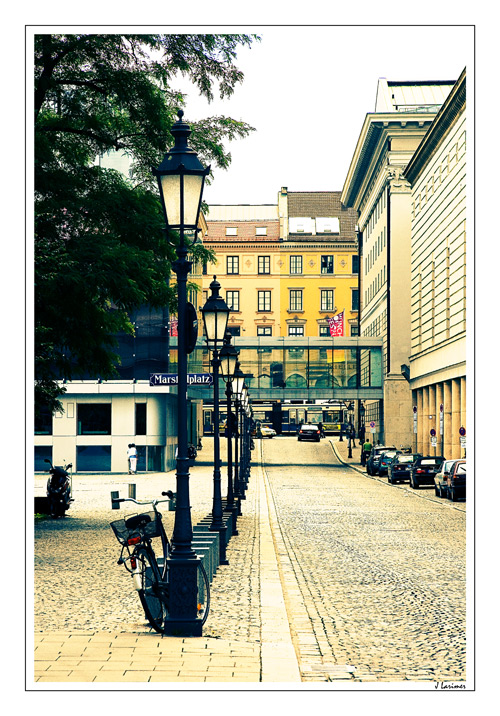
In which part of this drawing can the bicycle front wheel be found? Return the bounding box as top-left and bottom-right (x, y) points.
(136, 547), (166, 633)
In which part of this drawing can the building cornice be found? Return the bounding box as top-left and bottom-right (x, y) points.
(404, 69), (466, 186)
(341, 113), (438, 210)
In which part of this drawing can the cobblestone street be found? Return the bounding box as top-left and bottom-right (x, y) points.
(33, 436), (468, 686)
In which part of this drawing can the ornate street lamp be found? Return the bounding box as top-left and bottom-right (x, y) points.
(201, 277), (230, 564)
(152, 109), (209, 636)
(219, 334), (239, 534)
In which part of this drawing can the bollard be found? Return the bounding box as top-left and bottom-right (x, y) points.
(111, 490), (120, 509)
(128, 483), (136, 500)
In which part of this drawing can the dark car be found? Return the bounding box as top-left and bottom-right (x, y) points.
(388, 453), (422, 484)
(447, 460), (466, 501)
(366, 446), (397, 475)
(410, 456), (445, 489)
(378, 450), (402, 476)
(297, 423), (321, 442)
(433, 459), (457, 498)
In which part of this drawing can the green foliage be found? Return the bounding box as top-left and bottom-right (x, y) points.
(35, 33), (258, 416)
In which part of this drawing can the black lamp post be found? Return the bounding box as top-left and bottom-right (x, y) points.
(219, 334), (239, 535)
(201, 277), (230, 565)
(231, 361), (245, 513)
(240, 383), (249, 492)
(347, 402), (354, 459)
(152, 109), (209, 636)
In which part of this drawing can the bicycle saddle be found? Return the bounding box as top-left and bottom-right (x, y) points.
(125, 513), (152, 530)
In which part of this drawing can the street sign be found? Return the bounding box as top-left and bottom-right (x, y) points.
(149, 373), (213, 387)
(430, 428), (436, 437)
(459, 427), (466, 436)
(370, 422), (375, 428)
(431, 437), (437, 447)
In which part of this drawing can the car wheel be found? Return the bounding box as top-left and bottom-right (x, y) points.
(434, 484), (440, 496)
(411, 475), (418, 489)
(450, 487), (457, 502)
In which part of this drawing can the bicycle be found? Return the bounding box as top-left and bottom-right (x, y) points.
(110, 491), (210, 633)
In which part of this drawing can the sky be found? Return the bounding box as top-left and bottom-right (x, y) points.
(174, 26), (473, 206)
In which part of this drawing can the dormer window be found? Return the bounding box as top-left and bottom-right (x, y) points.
(226, 227), (237, 236)
(316, 217), (340, 233)
(256, 227), (267, 236)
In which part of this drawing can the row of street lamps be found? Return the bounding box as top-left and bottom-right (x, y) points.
(152, 110), (252, 636)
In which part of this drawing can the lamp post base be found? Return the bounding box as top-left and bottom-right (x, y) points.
(210, 522), (229, 565)
(163, 618), (203, 638)
(163, 556), (203, 636)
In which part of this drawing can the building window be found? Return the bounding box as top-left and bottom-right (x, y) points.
(35, 446), (52, 471)
(351, 324), (359, 336)
(35, 407), (52, 435)
(319, 325), (330, 337)
(257, 326), (272, 336)
(258, 291), (271, 312)
(290, 255), (303, 274)
(258, 256), (270, 274)
(226, 227), (237, 236)
(256, 227), (267, 236)
(226, 290), (240, 311)
(321, 289), (334, 311)
(321, 255), (334, 274)
(77, 403), (111, 435)
(352, 289), (359, 311)
(135, 403), (147, 436)
(289, 289), (303, 311)
(316, 217), (340, 233)
(202, 261), (208, 275)
(77, 445), (111, 472)
(288, 325), (304, 337)
(227, 326), (241, 337)
(352, 255), (359, 274)
(227, 256), (239, 274)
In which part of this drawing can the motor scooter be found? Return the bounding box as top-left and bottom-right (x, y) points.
(45, 459), (73, 517)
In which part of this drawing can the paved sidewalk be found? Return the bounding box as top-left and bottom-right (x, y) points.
(33, 437), (304, 687)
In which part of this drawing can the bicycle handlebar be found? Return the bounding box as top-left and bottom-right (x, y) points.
(111, 490), (173, 507)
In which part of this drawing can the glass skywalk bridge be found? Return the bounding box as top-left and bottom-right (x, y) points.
(173, 336), (384, 401)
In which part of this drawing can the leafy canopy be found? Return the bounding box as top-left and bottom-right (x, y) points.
(35, 33), (258, 415)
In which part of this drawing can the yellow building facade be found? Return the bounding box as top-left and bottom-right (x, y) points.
(203, 190), (359, 339)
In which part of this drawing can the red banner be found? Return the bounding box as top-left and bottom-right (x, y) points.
(169, 319), (178, 337)
(328, 311), (344, 337)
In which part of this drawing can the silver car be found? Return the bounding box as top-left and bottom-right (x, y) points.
(434, 459), (458, 498)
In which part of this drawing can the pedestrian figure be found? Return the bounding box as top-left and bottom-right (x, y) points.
(318, 421), (325, 439)
(361, 438), (372, 466)
(127, 443), (137, 474)
(358, 424), (365, 446)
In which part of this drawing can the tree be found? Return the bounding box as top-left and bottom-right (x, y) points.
(35, 33), (258, 416)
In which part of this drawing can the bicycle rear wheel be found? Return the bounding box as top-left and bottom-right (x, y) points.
(197, 560), (211, 625)
(136, 547), (166, 633)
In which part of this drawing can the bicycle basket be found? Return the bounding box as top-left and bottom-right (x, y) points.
(110, 511), (162, 545)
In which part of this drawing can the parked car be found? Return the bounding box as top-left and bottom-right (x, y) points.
(433, 459), (457, 497)
(297, 424), (321, 442)
(260, 425), (277, 438)
(447, 460), (466, 501)
(366, 446), (397, 475)
(378, 450), (402, 476)
(388, 453), (421, 484)
(410, 456), (445, 489)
